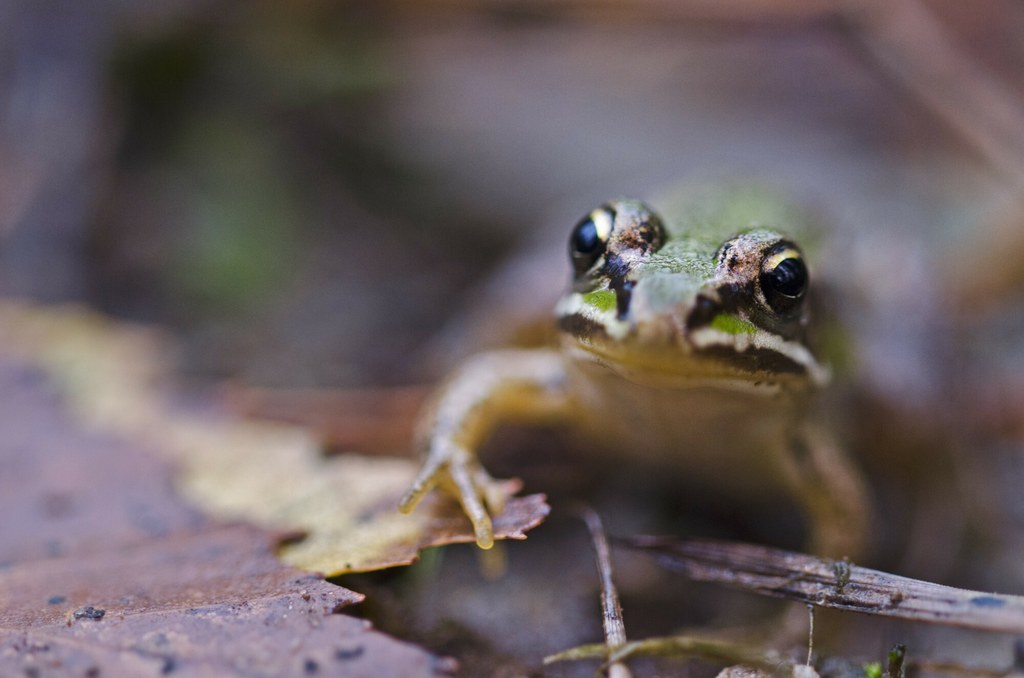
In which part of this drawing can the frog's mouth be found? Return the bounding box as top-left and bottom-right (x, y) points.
(683, 325), (829, 387)
(558, 293), (828, 389)
(564, 330), (826, 393)
(681, 295), (828, 385)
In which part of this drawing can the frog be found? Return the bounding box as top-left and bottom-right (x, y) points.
(399, 191), (870, 559)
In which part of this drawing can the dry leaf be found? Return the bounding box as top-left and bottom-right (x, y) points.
(0, 301), (548, 576)
(0, 346), (452, 676)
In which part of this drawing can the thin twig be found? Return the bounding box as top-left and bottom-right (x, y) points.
(806, 604), (814, 667)
(582, 510), (632, 678)
(624, 535), (1024, 635)
(545, 636), (793, 672)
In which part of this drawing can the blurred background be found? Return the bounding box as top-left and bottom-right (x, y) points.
(3, 0), (1023, 391)
(4, 1), (1024, 671)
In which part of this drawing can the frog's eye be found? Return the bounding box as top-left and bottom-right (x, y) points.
(570, 206), (615, 276)
(760, 245), (807, 315)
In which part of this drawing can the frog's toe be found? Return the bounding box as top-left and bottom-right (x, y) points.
(397, 485), (425, 514)
(471, 517), (495, 550)
(475, 468), (510, 517)
(398, 457), (446, 514)
(447, 454), (495, 549)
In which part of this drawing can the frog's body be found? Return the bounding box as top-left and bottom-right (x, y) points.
(400, 190), (869, 558)
(564, 359), (802, 492)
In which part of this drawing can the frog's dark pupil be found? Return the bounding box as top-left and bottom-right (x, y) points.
(570, 210), (613, 278)
(572, 218), (602, 255)
(766, 258), (806, 298)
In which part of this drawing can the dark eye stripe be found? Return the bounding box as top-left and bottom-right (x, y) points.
(685, 294), (720, 329)
(695, 345), (809, 375)
(557, 312), (609, 339)
(612, 279), (634, 320)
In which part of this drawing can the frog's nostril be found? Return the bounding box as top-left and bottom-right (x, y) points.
(686, 294), (719, 329)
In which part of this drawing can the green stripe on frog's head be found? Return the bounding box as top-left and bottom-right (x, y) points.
(581, 289), (616, 313)
(709, 314), (757, 335)
(557, 193), (827, 387)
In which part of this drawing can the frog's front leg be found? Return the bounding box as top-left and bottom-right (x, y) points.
(777, 425), (871, 560)
(398, 349), (574, 549)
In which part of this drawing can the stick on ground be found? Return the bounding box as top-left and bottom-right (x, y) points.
(623, 536), (1024, 635)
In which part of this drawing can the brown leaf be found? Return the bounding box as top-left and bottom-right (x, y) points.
(2, 595), (454, 678)
(224, 384), (430, 454)
(0, 335), (454, 676)
(0, 300), (548, 577)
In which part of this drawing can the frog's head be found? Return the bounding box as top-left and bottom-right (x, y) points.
(555, 198), (827, 389)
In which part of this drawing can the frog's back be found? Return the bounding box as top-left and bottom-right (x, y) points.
(655, 183), (815, 243)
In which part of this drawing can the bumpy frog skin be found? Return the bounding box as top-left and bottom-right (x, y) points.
(399, 194), (868, 557)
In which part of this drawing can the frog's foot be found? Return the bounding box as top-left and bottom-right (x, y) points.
(398, 445), (513, 550)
